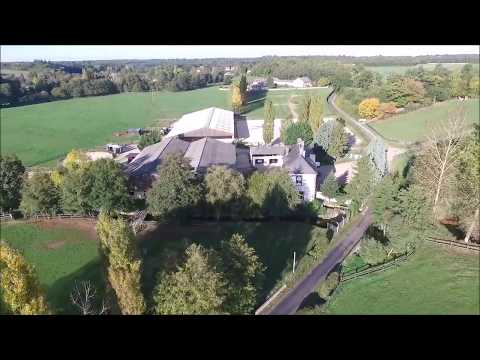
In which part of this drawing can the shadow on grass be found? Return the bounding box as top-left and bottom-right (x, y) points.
(48, 258), (105, 314)
(138, 219), (316, 303)
(297, 292), (326, 311)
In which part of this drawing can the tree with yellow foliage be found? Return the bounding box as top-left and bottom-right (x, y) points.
(358, 98), (381, 119)
(231, 85), (243, 113)
(63, 149), (89, 172)
(96, 212), (146, 315)
(0, 241), (49, 315)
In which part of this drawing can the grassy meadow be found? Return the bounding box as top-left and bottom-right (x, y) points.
(1, 221), (103, 314)
(370, 98), (479, 143)
(1, 86), (232, 167)
(244, 87), (333, 119)
(323, 242), (480, 315)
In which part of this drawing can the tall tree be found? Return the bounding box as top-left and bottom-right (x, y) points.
(372, 175), (400, 235)
(345, 156), (376, 214)
(96, 213), (146, 315)
(367, 138), (388, 182)
(147, 153), (201, 221)
(0, 154), (25, 212)
(0, 241), (49, 315)
(154, 244), (226, 315)
(329, 123), (350, 159)
(451, 124), (480, 241)
(239, 74), (248, 104)
(20, 172), (61, 216)
(263, 99), (275, 144)
(231, 85), (243, 112)
(308, 95), (324, 133)
(298, 95), (311, 123)
(219, 233), (265, 314)
(397, 184), (431, 232)
(205, 166), (245, 220)
(320, 173), (339, 198)
(413, 106), (467, 215)
(282, 121), (314, 146)
(247, 168), (301, 217)
(85, 159), (130, 214)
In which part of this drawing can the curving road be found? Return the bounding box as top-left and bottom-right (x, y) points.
(267, 208), (373, 315)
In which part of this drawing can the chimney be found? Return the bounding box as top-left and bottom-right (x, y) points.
(297, 138), (305, 158)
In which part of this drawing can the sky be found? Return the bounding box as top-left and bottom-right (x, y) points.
(1, 45), (479, 62)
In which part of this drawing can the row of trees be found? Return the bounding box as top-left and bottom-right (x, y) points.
(0, 150), (131, 216)
(1, 64), (226, 107)
(146, 153), (302, 222)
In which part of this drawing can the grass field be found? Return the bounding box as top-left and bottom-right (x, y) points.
(1, 220), (103, 314)
(366, 63), (480, 78)
(323, 242), (480, 315)
(244, 87), (333, 119)
(1, 86), (232, 167)
(370, 98), (480, 143)
(138, 220), (329, 303)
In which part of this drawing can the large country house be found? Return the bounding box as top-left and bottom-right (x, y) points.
(124, 107), (324, 202)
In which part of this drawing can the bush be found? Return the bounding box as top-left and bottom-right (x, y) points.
(358, 98), (380, 119)
(317, 270), (340, 299)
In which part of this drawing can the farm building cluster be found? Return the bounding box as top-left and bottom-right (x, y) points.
(110, 106), (349, 202)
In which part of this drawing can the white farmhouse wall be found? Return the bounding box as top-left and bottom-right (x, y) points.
(290, 173), (316, 202)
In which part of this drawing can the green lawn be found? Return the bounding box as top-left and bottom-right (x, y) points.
(1, 86), (232, 167)
(1, 221), (103, 314)
(370, 98), (480, 143)
(244, 88), (333, 119)
(323, 242), (480, 315)
(138, 221), (329, 303)
(366, 63), (479, 78)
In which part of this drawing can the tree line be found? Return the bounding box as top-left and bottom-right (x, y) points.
(0, 64), (226, 107)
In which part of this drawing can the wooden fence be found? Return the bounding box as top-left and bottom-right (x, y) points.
(425, 237), (480, 252)
(29, 213), (97, 221)
(340, 246), (416, 283)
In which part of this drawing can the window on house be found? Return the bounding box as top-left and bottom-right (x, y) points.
(255, 159), (264, 165)
(269, 158), (278, 164)
(295, 175), (303, 185)
(299, 191), (304, 200)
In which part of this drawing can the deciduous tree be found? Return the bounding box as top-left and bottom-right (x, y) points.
(358, 98), (380, 119)
(20, 172), (61, 216)
(0, 241), (49, 315)
(320, 173), (339, 198)
(147, 153), (201, 221)
(0, 154), (25, 212)
(263, 99), (275, 144)
(219, 233), (265, 314)
(154, 244), (226, 315)
(96, 213), (146, 315)
(205, 166), (245, 220)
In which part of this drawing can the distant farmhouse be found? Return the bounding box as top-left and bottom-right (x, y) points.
(123, 106), (336, 202)
(273, 76), (313, 88)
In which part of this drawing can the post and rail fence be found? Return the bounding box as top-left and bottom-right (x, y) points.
(340, 245), (416, 283)
(425, 237), (480, 252)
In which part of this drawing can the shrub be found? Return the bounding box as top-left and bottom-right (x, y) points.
(358, 98), (380, 119)
(317, 270), (340, 299)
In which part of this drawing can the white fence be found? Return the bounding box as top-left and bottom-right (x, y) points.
(0, 213), (14, 221)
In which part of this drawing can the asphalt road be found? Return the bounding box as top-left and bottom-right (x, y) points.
(267, 208), (373, 315)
